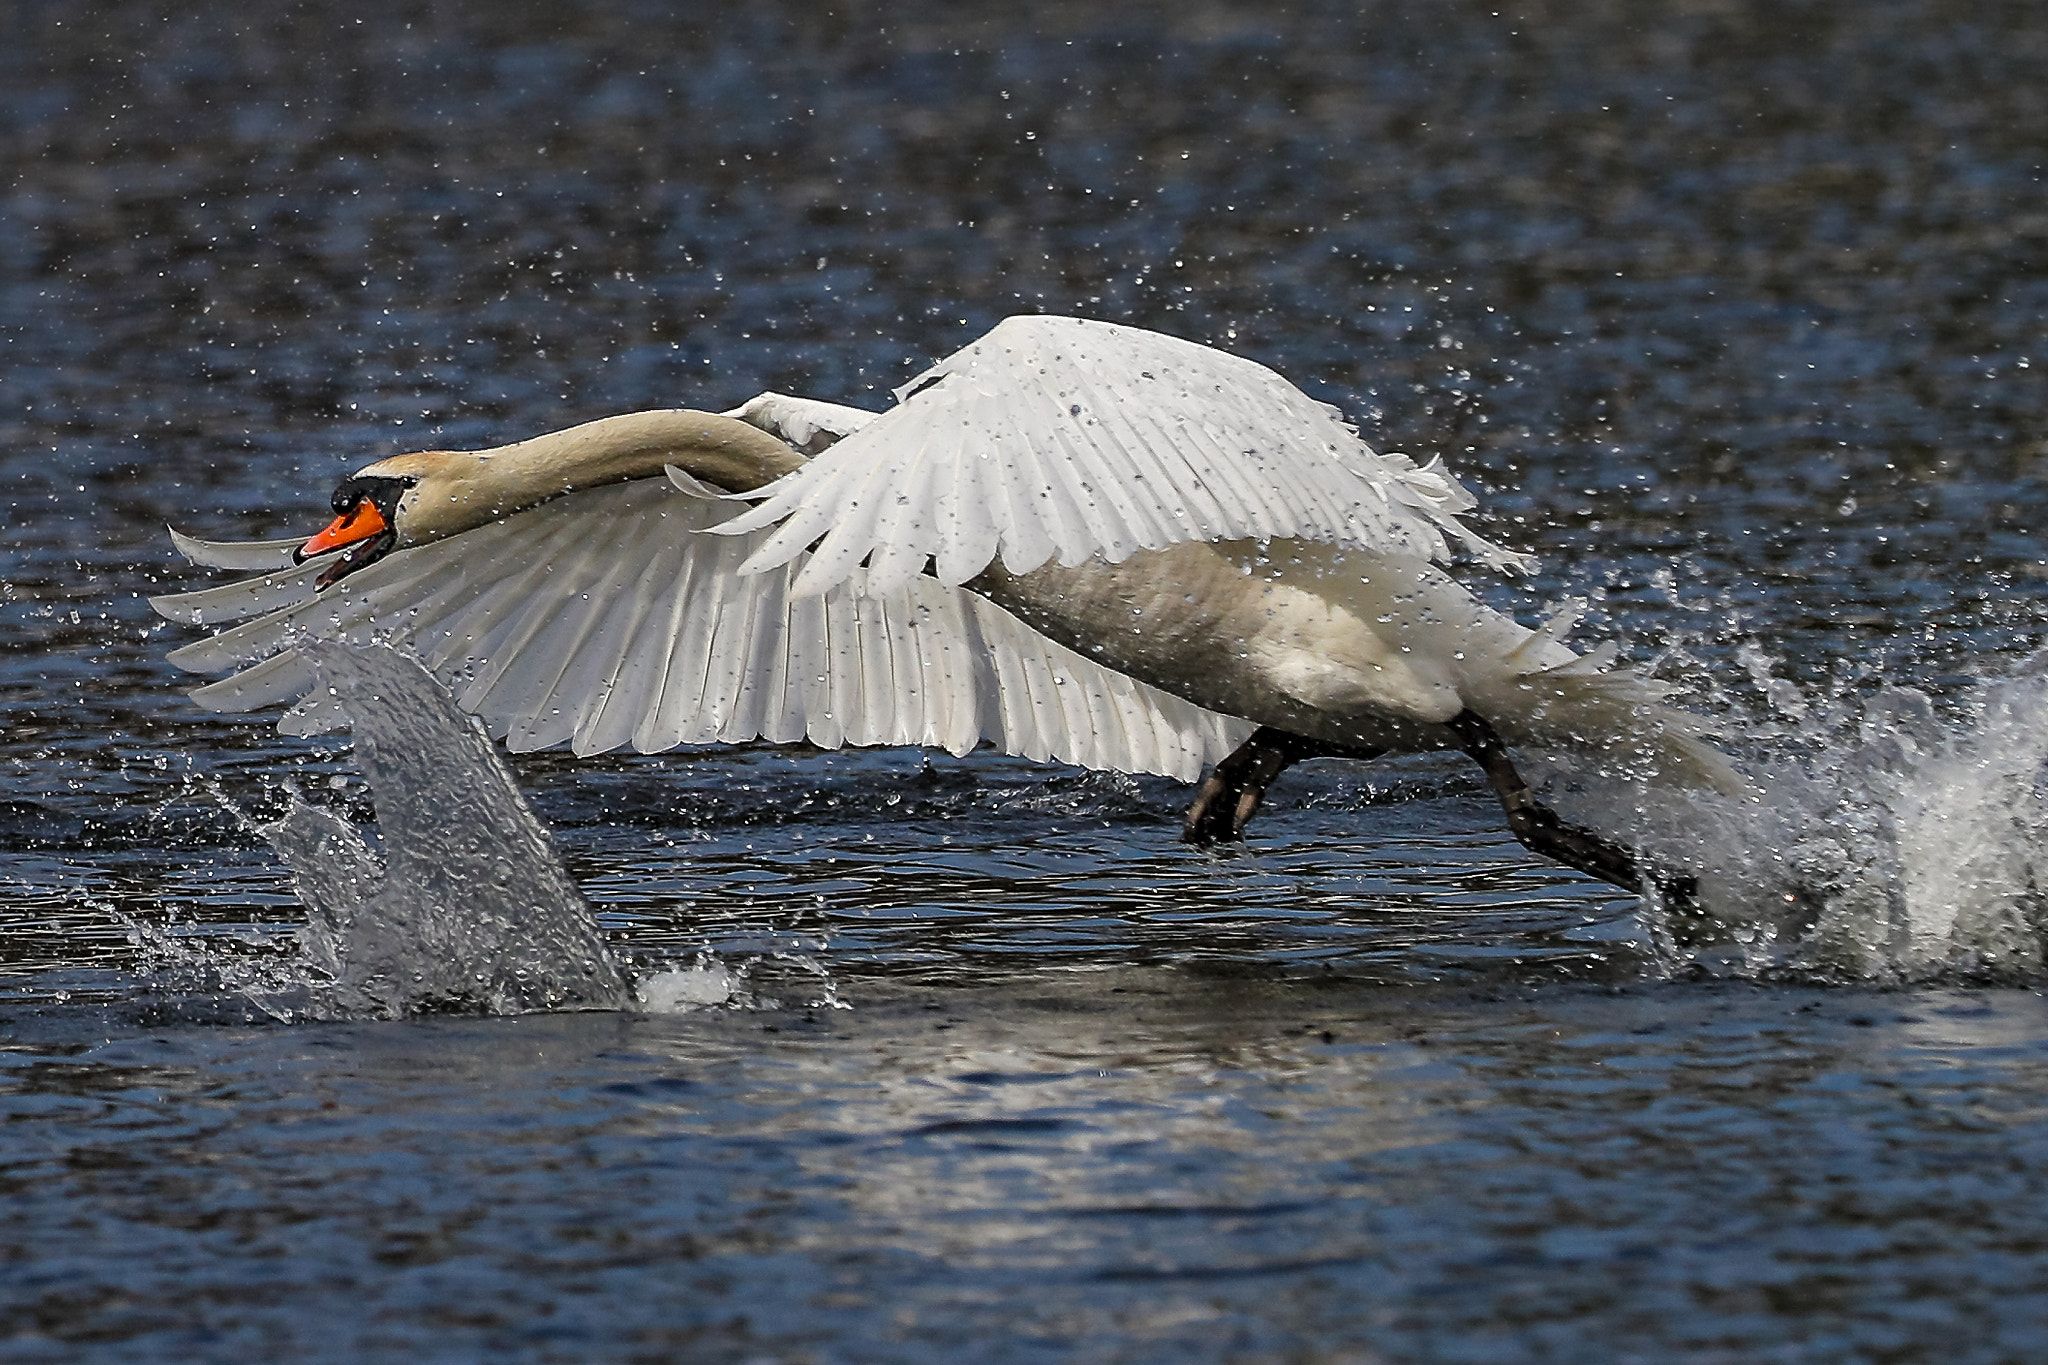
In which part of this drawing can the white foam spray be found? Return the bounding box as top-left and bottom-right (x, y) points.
(1548, 651), (2048, 982)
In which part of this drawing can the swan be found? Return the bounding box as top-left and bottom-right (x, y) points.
(153, 315), (1735, 895)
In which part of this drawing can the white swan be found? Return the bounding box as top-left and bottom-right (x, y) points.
(153, 315), (1735, 891)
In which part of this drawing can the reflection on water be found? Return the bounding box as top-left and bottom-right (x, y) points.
(5, 975), (2046, 1361)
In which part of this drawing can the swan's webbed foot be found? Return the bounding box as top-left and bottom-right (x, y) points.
(1184, 728), (1387, 845)
(1445, 709), (1699, 907)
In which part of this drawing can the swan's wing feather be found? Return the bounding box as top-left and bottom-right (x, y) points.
(167, 527), (309, 571)
(720, 315), (1533, 596)
(188, 651), (319, 714)
(156, 477), (1253, 780)
(152, 560), (329, 628)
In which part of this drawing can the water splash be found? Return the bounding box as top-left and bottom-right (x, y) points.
(634, 948), (848, 1013)
(117, 642), (845, 1019)
(260, 642), (849, 1017)
(1551, 651), (2048, 983)
(264, 641), (635, 1015)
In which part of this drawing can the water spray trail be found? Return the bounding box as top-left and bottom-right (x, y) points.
(1552, 652), (2048, 983)
(272, 641), (635, 1015)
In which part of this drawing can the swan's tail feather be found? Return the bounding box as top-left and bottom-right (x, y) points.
(1495, 653), (1745, 798)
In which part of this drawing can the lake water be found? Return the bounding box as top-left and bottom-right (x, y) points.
(5, 2), (2047, 1360)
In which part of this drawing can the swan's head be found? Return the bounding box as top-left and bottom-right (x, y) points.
(292, 441), (624, 588)
(291, 450), (470, 589)
(291, 411), (808, 590)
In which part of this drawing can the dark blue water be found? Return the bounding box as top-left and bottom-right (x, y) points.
(10, 980), (2048, 1363)
(4, 2), (2047, 1359)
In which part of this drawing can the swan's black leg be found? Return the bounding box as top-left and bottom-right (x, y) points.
(1184, 728), (1387, 844)
(1444, 709), (1697, 902)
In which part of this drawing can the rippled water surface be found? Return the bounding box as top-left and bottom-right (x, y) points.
(5, 1), (2047, 1360)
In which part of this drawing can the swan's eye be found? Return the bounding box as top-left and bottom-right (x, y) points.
(329, 473), (414, 518)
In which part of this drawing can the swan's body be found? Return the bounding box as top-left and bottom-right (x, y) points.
(154, 316), (1734, 881)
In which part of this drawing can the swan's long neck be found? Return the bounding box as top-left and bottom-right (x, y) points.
(386, 410), (804, 545)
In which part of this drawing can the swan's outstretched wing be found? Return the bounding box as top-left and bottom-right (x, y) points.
(718, 314), (1533, 597)
(151, 478), (1254, 782)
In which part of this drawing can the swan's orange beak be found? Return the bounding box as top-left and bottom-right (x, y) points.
(299, 498), (389, 558)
